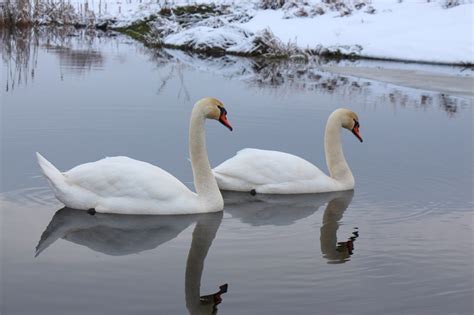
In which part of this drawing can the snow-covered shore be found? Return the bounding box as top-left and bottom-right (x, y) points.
(3, 0), (473, 65)
(239, 1), (474, 64)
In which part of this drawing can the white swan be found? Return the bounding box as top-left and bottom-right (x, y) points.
(36, 97), (233, 215)
(213, 108), (362, 194)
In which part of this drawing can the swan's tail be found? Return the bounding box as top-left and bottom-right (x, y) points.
(36, 152), (65, 191)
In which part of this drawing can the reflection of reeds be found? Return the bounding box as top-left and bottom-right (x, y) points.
(1, 26), (105, 91)
(152, 49), (471, 117)
(2, 27), (38, 91)
(3, 26), (470, 117)
(244, 60), (471, 117)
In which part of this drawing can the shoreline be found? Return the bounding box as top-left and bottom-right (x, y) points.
(2, 1), (473, 67)
(6, 23), (473, 68)
(2, 25), (473, 100)
(321, 66), (474, 99)
(114, 24), (474, 67)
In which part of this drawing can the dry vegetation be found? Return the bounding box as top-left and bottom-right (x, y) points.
(0, 0), (94, 28)
(258, 0), (376, 17)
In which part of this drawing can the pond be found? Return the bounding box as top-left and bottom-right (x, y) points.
(1, 28), (473, 315)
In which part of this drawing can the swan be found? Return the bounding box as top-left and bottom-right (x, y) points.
(213, 108), (362, 194)
(36, 97), (233, 215)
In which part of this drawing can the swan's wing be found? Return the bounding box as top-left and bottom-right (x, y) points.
(213, 148), (327, 190)
(65, 156), (193, 201)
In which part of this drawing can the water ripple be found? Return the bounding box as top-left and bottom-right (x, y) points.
(1, 186), (58, 207)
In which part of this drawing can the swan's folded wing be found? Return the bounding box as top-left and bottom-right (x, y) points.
(213, 148), (327, 187)
(65, 156), (193, 200)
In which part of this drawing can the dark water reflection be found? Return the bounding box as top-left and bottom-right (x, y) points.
(37, 209), (227, 314)
(1, 28), (473, 315)
(2, 27), (108, 91)
(152, 50), (472, 117)
(37, 191), (357, 264)
(2, 27), (471, 116)
(46, 45), (104, 74)
(36, 209), (197, 257)
(223, 190), (358, 264)
(34, 191), (357, 313)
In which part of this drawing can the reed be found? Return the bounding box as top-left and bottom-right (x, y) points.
(0, 0), (87, 28)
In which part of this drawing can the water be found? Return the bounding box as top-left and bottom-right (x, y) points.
(1, 29), (473, 315)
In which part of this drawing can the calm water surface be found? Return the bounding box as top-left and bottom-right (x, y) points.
(1, 29), (473, 315)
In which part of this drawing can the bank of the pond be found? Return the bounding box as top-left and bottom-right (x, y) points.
(322, 65), (474, 98)
(2, 0), (473, 65)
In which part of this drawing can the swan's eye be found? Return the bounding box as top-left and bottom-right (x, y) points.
(353, 119), (359, 129)
(219, 106), (227, 115)
(351, 119), (363, 142)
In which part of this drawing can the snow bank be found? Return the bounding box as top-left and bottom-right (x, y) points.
(239, 1), (473, 64)
(6, 0), (472, 64)
(156, 0), (474, 64)
(164, 25), (253, 53)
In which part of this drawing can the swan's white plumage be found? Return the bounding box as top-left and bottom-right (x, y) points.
(213, 108), (361, 194)
(36, 97), (230, 215)
(37, 154), (199, 214)
(213, 149), (342, 194)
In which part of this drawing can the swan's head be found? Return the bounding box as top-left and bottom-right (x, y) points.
(336, 108), (363, 143)
(197, 97), (233, 131)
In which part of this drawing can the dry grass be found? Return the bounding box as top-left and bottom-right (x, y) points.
(250, 28), (304, 58)
(0, 0), (89, 27)
(258, 0), (288, 9)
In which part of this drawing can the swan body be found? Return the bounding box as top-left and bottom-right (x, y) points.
(36, 154), (199, 214)
(37, 97), (233, 215)
(214, 149), (344, 194)
(213, 108), (363, 194)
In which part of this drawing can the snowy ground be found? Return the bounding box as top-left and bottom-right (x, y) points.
(238, 1), (474, 64)
(8, 0), (473, 64)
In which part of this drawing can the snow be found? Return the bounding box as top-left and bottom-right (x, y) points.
(30, 0), (474, 64)
(237, 1), (474, 64)
(68, 0), (240, 26)
(164, 25), (253, 52)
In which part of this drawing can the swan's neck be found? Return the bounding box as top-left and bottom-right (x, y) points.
(324, 114), (354, 187)
(189, 108), (223, 211)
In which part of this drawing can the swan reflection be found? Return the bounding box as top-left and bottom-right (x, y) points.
(223, 190), (358, 263)
(35, 209), (197, 256)
(185, 212), (227, 315)
(36, 209), (227, 314)
(319, 191), (358, 264)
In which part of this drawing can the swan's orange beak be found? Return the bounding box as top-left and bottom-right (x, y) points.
(218, 107), (233, 131)
(352, 125), (363, 142)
